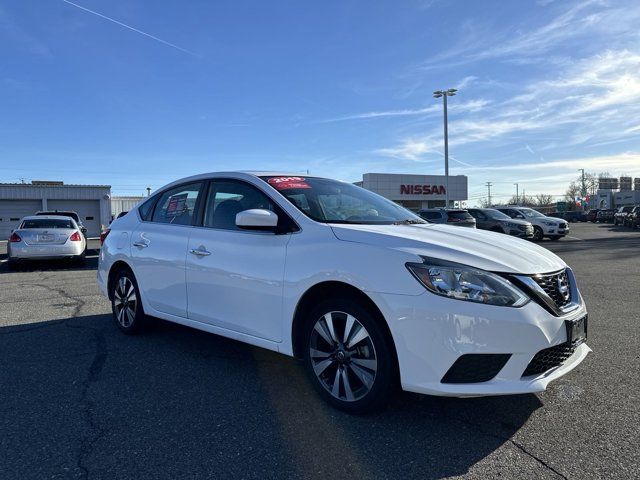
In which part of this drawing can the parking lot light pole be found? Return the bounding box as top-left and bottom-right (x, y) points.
(434, 88), (457, 208)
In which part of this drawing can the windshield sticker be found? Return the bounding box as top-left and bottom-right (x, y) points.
(268, 177), (311, 190)
(166, 193), (188, 216)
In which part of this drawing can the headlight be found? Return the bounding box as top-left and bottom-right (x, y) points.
(406, 261), (529, 307)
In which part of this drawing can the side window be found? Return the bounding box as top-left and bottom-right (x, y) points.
(151, 183), (203, 225)
(204, 181), (275, 230)
(474, 211), (486, 220)
(138, 195), (158, 221)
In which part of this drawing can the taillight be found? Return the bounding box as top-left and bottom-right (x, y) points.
(69, 231), (82, 242)
(9, 232), (21, 243)
(100, 228), (111, 246)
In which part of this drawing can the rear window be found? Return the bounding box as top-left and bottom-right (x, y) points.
(419, 211), (442, 220)
(22, 219), (75, 229)
(447, 211), (473, 220)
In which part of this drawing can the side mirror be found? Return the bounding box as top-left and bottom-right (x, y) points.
(236, 209), (278, 231)
(81, 227), (88, 234)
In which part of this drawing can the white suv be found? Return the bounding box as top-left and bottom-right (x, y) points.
(97, 172), (589, 413)
(495, 206), (569, 241)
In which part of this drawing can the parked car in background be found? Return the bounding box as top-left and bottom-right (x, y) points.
(596, 209), (615, 223)
(7, 215), (86, 269)
(624, 206), (640, 228)
(417, 208), (476, 228)
(36, 210), (88, 236)
(467, 208), (533, 238)
(613, 206), (634, 226)
(494, 206), (569, 241)
(560, 211), (588, 223)
(98, 172), (589, 413)
(587, 210), (600, 222)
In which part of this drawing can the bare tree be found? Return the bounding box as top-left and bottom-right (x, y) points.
(534, 193), (554, 207)
(564, 182), (581, 211)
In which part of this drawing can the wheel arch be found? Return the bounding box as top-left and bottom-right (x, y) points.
(107, 260), (135, 301)
(291, 281), (398, 366)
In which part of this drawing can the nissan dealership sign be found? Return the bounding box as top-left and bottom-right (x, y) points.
(400, 184), (446, 195)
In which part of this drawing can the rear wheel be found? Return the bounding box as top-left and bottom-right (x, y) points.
(110, 269), (147, 334)
(303, 296), (397, 414)
(7, 258), (18, 271)
(532, 226), (544, 241)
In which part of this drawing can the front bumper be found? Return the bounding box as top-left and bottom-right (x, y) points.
(369, 290), (589, 397)
(542, 224), (569, 236)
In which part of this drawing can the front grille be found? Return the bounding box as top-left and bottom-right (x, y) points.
(522, 342), (576, 377)
(531, 270), (572, 308)
(441, 354), (511, 384)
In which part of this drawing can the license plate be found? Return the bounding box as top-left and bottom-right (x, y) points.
(38, 234), (54, 242)
(566, 315), (587, 344)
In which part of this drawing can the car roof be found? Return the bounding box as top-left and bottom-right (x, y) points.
(153, 171), (328, 195)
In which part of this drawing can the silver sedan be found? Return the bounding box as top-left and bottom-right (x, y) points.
(7, 215), (87, 269)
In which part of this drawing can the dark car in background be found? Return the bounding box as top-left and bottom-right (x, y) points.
(587, 209), (600, 222)
(467, 208), (533, 238)
(36, 210), (88, 236)
(560, 211), (588, 222)
(613, 206), (634, 226)
(596, 209), (616, 223)
(624, 206), (640, 228)
(417, 208), (476, 228)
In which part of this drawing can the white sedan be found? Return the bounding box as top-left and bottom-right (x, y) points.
(8, 215), (87, 269)
(97, 172), (590, 413)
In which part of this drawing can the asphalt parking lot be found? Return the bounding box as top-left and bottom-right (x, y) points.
(1, 223), (638, 480)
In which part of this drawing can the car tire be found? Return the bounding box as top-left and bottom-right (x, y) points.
(7, 258), (18, 271)
(489, 226), (504, 234)
(110, 268), (147, 334)
(74, 252), (86, 266)
(302, 296), (397, 414)
(532, 226), (544, 241)
(549, 235), (562, 241)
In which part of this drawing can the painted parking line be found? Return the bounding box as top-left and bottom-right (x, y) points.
(567, 236), (584, 241)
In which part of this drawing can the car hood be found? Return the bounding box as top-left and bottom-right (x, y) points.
(544, 216), (567, 224)
(499, 218), (531, 226)
(330, 223), (565, 275)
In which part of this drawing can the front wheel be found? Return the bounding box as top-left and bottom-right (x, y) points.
(303, 297), (397, 414)
(549, 235), (562, 241)
(110, 269), (147, 334)
(532, 226), (544, 241)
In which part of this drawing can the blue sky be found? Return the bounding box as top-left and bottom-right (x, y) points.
(1, 0), (639, 203)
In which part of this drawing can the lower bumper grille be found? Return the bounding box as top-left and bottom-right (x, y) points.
(441, 354), (511, 384)
(522, 342), (577, 377)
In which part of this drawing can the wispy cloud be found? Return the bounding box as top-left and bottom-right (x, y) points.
(61, 0), (199, 57)
(321, 99), (489, 123)
(377, 49), (640, 161)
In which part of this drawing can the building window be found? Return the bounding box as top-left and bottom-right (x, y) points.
(86, 216), (94, 220)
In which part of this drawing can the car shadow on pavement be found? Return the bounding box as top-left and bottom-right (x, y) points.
(0, 249), (99, 274)
(1, 313), (542, 479)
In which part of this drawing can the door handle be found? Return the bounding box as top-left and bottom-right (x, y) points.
(190, 248), (211, 257)
(133, 241), (149, 248)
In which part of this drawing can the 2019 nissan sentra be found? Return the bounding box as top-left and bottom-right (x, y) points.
(97, 172), (590, 413)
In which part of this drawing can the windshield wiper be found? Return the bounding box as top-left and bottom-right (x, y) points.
(392, 219), (427, 225)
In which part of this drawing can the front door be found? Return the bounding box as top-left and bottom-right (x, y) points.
(186, 179), (291, 342)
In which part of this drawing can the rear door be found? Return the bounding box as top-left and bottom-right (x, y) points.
(130, 182), (204, 318)
(186, 179), (291, 341)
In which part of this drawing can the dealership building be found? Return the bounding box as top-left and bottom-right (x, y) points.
(0, 181), (112, 238)
(355, 173), (468, 210)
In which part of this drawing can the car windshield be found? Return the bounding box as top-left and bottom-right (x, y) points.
(484, 209), (511, 220)
(519, 208), (545, 218)
(261, 176), (426, 225)
(21, 219), (75, 229)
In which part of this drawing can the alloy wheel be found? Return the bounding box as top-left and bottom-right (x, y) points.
(309, 311), (377, 402)
(114, 276), (137, 328)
